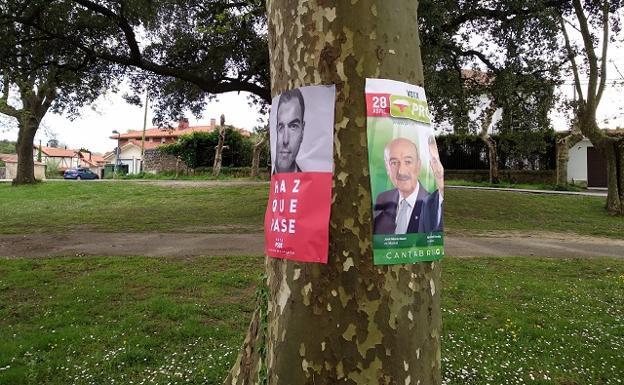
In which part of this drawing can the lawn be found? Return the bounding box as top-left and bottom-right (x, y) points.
(0, 180), (622, 238)
(0, 181), (267, 234)
(0, 256), (622, 385)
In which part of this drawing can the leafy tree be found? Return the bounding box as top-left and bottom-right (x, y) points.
(420, 0), (563, 183)
(160, 127), (253, 170)
(0, 139), (16, 154)
(0, 2), (116, 184)
(6, 0), (270, 123)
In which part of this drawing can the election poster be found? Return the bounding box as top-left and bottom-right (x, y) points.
(264, 85), (335, 263)
(366, 78), (444, 265)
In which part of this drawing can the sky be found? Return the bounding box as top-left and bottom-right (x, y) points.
(0, 88), (266, 154)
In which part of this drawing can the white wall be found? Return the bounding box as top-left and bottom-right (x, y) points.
(567, 138), (591, 183)
(118, 145), (143, 174)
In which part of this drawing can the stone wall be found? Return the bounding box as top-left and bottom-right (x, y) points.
(143, 148), (188, 174)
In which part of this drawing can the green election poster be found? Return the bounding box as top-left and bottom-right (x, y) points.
(365, 78), (444, 265)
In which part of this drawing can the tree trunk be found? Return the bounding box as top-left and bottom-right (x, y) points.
(13, 118), (38, 185)
(555, 130), (583, 186)
(479, 102), (499, 184)
(213, 127), (225, 177)
(251, 133), (266, 178)
(483, 136), (500, 184)
(225, 2), (441, 384)
(213, 115), (226, 177)
(604, 139), (624, 215)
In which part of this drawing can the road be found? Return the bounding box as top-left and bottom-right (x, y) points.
(1, 232), (622, 259)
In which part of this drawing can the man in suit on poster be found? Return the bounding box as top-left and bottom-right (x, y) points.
(373, 137), (435, 235)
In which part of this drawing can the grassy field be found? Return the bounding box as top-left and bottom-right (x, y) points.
(0, 181), (267, 234)
(0, 256), (622, 385)
(0, 180), (622, 238)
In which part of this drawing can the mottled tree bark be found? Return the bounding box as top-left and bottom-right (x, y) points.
(225, 2), (441, 385)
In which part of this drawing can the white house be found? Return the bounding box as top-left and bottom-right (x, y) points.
(567, 137), (608, 187)
(103, 141), (144, 174)
(35, 146), (79, 172)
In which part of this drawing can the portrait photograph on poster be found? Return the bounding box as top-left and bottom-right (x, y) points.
(366, 78), (444, 265)
(264, 85), (335, 264)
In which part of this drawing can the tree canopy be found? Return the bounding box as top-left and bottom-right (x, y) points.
(0, 1), (118, 183)
(5, 0), (270, 122)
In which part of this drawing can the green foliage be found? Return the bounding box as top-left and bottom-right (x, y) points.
(44, 159), (62, 179)
(0, 159), (5, 167)
(4, 0), (270, 122)
(419, 0), (563, 135)
(160, 128), (254, 169)
(0, 139), (16, 154)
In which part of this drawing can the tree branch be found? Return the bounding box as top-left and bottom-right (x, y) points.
(596, 0), (609, 106)
(0, 71), (20, 118)
(572, 0), (599, 106)
(442, 0), (568, 31)
(72, 0), (142, 62)
(559, 15), (585, 103)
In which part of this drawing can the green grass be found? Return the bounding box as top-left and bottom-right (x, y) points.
(444, 188), (623, 238)
(0, 256), (264, 385)
(0, 181), (267, 234)
(0, 181), (621, 238)
(0, 256), (622, 385)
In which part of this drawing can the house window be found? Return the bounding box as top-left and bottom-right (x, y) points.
(161, 138), (166, 143)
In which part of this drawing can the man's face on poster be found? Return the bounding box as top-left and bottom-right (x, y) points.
(385, 138), (422, 198)
(276, 97), (304, 173)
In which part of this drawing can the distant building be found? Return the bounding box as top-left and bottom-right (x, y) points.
(108, 118), (250, 174)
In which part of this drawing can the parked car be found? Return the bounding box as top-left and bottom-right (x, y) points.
(63, 168), (99, 180)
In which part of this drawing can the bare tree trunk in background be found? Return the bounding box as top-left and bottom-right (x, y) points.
(251, 130), (267, 178)
(224, 1), (441, 384)
(14, 119), (38, 184)
(479, 102), (500, 184)
(0, 76), (56, 185)
(213, 114), (226, 177)
(556, 123), (583, 186)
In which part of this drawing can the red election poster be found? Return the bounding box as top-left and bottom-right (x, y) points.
(264, 85), (335, 263)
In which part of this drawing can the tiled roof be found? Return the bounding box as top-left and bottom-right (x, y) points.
(1, 153), (44, 165)
(126, 139), (165, 150)
(111, 125), (216, 140)
(111, 124), (251, 140)
(461, 69), (494, 86)
(39, 146), (77, 158)
(0, 153), (18, 163)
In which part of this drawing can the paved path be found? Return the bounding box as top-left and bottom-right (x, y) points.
(1, 232), (622, 259)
